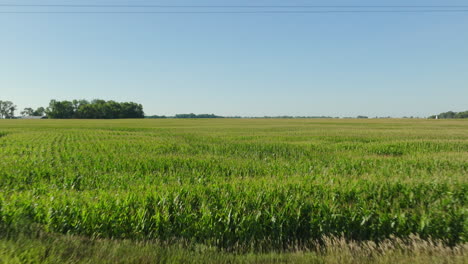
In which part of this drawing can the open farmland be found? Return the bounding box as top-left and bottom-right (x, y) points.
(0, 119), (467, 262)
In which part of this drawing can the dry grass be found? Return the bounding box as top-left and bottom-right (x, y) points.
(0, 233), (466, 263)
(317, 235), (466, 264)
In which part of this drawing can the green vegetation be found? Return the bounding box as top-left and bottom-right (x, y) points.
(429, 110), (468, 119)
(45, 99), (144, 119)
(20, 107), (45, 117)
(0, 100), (17, 119)
(146, 113), (224, 119)
(1, 231), (465, 264)
(0, 119), (466, 261)
(175, 113), (224, 118)
(145, 115), (168, 119)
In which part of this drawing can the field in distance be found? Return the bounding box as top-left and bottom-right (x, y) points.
(0, 119), (466, 263)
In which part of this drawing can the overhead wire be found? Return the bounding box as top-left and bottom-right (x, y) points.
(1, 3), (468, 14)
(1, 4), (468, 8)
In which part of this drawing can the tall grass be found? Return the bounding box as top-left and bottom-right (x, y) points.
(1, 231), (466, 264)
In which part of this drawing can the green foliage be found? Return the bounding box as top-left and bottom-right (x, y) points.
(21, 107), (46, 117)
(175, 113), (224, 118)
(45, 99), (144, 119)
(146, 115), (167, 119)
(456, 111), (468, 119)
(429, 110), (468, 119)
(1, 231), (466, 264)
(20, 107), (34, 117)
(0, 119), (466, 250)
(33, 107), (46, 117)
(0, 100), (17, 119)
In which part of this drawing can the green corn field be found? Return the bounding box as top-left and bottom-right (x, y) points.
(0, 119), (466, 252)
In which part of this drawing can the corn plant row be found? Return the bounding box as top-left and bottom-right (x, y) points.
(0, 119), (466, 249)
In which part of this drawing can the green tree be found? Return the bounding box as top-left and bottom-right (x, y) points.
(430, 110), (468, 119)
(33, 107), (46, 116)
(46, 99), (144, 119)
(455, 111), (468, 119)
(46, 100), (75, 119)
(0, 100), (17, 119)
(21, 107), (34, 117)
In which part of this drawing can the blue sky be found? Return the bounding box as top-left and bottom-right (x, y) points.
(1, 0), (467, 117)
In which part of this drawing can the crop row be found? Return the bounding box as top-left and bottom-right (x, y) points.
(1, 182), (465, 249)
(0, 119), (466, 249)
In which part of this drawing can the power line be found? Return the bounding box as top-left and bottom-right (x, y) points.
(1, 10), (468, 14)
(2, 3), (468, 14)
(1, 4), (468, 8)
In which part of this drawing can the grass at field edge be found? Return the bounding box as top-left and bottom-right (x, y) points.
(0, 230), (466, 264)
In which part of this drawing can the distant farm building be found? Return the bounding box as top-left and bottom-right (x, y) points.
(19, 116), (47, 119)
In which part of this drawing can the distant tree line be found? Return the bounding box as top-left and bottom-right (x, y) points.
(175, 113), (224, 118)
(5, 98), (466, 120)
(429, 110), (468, 119)
(249, 115), (335, 119)
(146, 114), (227, 119)
(0, 99), (145, 119)
(146, 115), (373, 119)
(146, 114), (224, 119)
(145, 115), (167, 119)
(45, 99), (144, 119)
(21, 107), (45, 117)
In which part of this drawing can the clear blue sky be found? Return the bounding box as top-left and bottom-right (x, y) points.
(1, 0), (467, 117)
